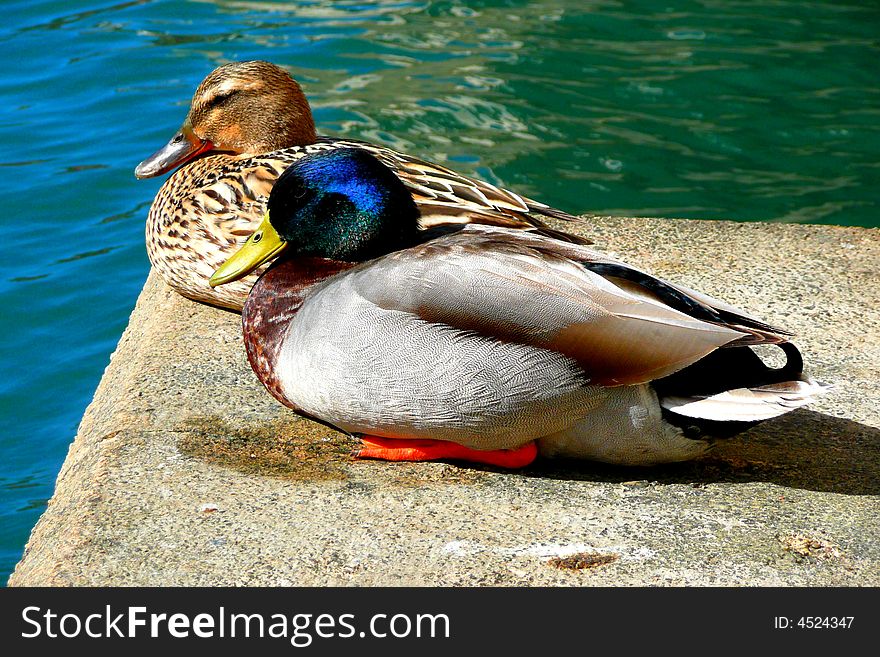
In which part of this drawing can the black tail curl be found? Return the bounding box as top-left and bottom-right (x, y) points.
(653, 342), (805, 400)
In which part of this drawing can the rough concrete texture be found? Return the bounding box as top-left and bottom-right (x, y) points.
(9, 216), (880, 586)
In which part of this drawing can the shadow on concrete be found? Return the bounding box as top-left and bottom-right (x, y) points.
(523, 410), (880, 496)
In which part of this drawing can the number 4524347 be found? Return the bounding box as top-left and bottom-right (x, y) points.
(774, 617), (854, 629)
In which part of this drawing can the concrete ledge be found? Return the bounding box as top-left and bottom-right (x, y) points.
(9, 216), (880, 586)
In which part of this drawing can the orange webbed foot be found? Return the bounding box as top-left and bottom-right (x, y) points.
(355, 436), (537, 469)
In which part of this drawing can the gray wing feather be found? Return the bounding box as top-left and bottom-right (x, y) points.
(348, 226), (749, 385)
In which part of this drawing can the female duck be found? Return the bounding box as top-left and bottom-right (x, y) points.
(209, 149), (826, 468)
(136, 60), (582, 310)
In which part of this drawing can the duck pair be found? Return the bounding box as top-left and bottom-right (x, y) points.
(136, 61), (827, 468)
(136, 60), (582, 312)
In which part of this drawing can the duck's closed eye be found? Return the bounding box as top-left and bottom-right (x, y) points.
(290, 180), (309, 200)
(205, 90), (236, 108)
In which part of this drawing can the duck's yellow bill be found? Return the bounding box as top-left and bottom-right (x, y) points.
(209, 213), (287, 287)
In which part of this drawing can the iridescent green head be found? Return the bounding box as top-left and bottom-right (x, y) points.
(210, 148), (420, 287)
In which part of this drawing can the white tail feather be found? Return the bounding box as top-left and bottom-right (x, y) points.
(661, 379), (831, 422)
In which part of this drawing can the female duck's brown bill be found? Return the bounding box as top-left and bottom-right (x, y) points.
(134, 118), (214, 179)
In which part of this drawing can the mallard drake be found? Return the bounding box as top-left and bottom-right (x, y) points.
(135, 60), (583, 311)
(209, 148), (828, 468)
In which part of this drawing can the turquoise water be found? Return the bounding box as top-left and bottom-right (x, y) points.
(1, 0), (878, 582)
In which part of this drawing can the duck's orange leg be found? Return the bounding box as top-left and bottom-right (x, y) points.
(356, 436), (537, 469)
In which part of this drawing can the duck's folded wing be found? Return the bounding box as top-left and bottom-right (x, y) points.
(328, 138), (589, 243)
(349, 229), (754, 386)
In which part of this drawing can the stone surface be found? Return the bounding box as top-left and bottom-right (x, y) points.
(9, 216), (880, 586)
